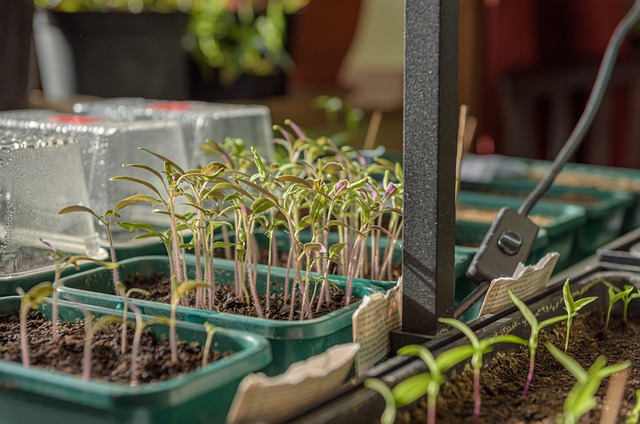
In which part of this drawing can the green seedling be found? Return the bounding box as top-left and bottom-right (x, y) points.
(202, 322), (216, 367)
(78, 311), (123, 381)
(562, 279), (597, 352)
(626, 389), (640, 424)
(170, 279), (207, 363)
(115, 281), (150, 355)
(545, 342), (630, 424)
(397, 344), (475, 424)
(130, 312), (170, 386)
(59, 196), (150, 287)
(41, 240), (117, 342)
(508, 290), (568, 398)
(439, 317), (527, 422)
(600, 279), (640, 330)
(16, 282), (53, 368)
(362, 378), (398, 424)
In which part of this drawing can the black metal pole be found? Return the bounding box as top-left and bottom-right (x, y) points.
(397, 0), (458, 340)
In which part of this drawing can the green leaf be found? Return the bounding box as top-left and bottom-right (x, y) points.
(26, 282), (54, 307)
(211, 241), (236, 249)
(176, 281), (208, 298)
(110, 176), (163, 199)
(435, 344), (476, 372)
(58, 205), (98, 219)
(398, 345), (438, 376)
(298, 215), (313, 231)
(539, 314), (569, 330)
(114, 194), (156, 212)
(276, 175), (313, 189)
(138, 147), (185, 175)
(573, 296), (598, 310)
(363, 378), (397, 424)
(252, 198), (277, 215)
(563, 280), (576, 312)
(545, 342), (588, 383)
(438, 318), (479, 347)
(508, 291), (538, 329)
(392, 373), (431, 407)
(322, 161), (344, 175)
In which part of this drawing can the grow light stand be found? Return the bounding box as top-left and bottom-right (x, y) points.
(390, 0), (458, 347)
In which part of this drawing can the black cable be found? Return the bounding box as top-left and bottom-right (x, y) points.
(518, 0), (640, 216)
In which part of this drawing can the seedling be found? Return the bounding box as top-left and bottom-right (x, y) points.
(397, 344), (475, 424)
(508, 290), (568, 398)
(600, 279), (640, 330)
(170, 279), (207, 363)
(202, 322), (216, 367)
(41, 240), (117, 342)
(561, 279), (597, 352)
(545, 342), (630, 424)
(439, 317), (527, 422)
(16, 282), (53, 368)
(78, 310), (123, 381)
(362, 378), (398, 424)
(115, 281), (150, 355)
(130, 312), (170, 386)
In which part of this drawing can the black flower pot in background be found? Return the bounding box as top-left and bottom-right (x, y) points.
(0, 0), (33, 110)
(35, 10), (190, 100)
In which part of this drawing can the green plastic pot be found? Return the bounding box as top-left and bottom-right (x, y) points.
(524, 159), (640, 233)
(58, 255), (381, 376)
(0, 258), (102, 298)
(457, 191), (587, 271)
(461, 179), (632, 261)
(0, 296), (271, 424)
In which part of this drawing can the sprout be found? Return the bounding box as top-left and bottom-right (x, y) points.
(562, 279), (597, 352)
(170, 279), (207, 363)
(201, 322), (216, 367)
(397, 344), (475, 424)
(16, 282), (53, 368)
(115, 281), (149, 355)
(626, 389), (640, 424)
(439, 317), (527, 422)
(545, 342), (630, 424)
(600, 279), (640, 331)
(508, 290), (568, 398)
(77, 311), (123, 381)
(130, 313), (170, 386)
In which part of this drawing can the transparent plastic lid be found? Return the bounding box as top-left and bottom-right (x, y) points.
(73, 98), (275, 166)
(0, 130), (103, 278)
(0, 110), (189, 247)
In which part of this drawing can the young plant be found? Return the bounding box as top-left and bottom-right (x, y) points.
(169, 279), (207, 363)
(508, 290), (569, 398)
(439, 317), (527, 422)
(130, 312), (170, 386)
(41, 240), (117, 342)
(78, 310), (122, 381)
(59, 197), (151, 285)
(545, 342), (630, 424)
(562, 279), (597, 352)
(16, 282), (53, 368)
(201, 322), (216, 367)
(600, 279), (640, 330)
(397, 344), (475, 424)
(115, 281), (150, 355)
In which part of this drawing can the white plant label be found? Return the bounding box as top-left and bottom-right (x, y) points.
(479, 252), (559, 317)
(226, 343), (359, 424)
(352, 278), (402, 376)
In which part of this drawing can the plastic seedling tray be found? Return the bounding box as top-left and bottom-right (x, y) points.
(0, 297), (271, 424)
(462, 179), (632, 261)
(57, 255), (381, 376)
(73, 98), (275, 165)
(0, 131), (106, 294)
(456, 191), (587, 271)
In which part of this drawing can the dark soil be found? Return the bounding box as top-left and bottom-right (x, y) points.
(124, 272), (354, 320)
(396, 309), (640, 423)
(0, 312), (225, 384)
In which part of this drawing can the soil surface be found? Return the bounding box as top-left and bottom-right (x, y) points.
(396, 309), (640, 423)
(456, 205), (554, 226)
(124, 272), (354, 320)
(0, 312), (225, 384)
